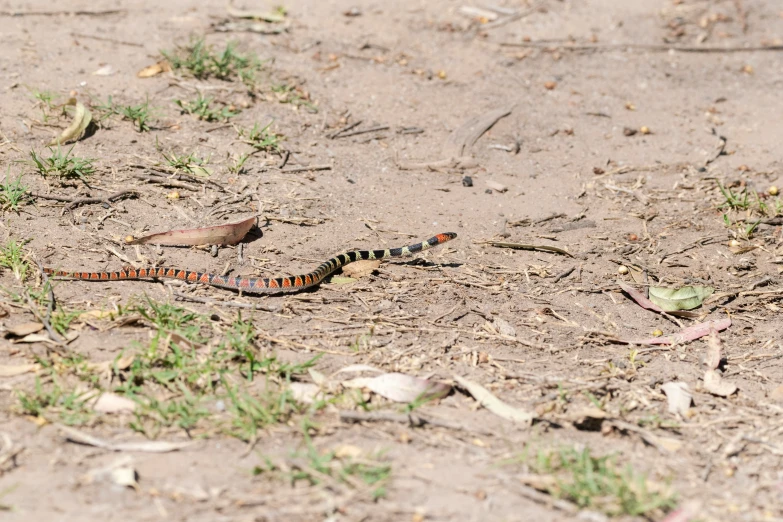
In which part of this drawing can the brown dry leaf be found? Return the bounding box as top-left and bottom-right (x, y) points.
(660, 382), (692, 415)
(5, 322), (43, 337)
(623, 318), (731, 345)
(226, 2), (286, 22)
(348, 372), (451, 403)
(341, 259), (381, 278)
(454, 374), (534, 426)
(493, 317), (516, 337)
(0, 363), (39, 377)
(92, 393), (137, 413)
(87, 354), (135, 373)
(48, 98), (92, 146)
(127, 216), (255, 246)
(288, 382), (321, 404)
(703, 329), (722, 370)
(58, 424), (194, 452)
(137, 60), (171, 78)
(703, 369), (738, 397)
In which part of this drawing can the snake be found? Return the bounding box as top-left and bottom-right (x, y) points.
(43, 232), (456, 294)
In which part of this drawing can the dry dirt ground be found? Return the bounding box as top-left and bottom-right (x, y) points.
(0, 0), (782, 520)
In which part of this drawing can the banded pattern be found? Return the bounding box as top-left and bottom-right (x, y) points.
(43, 232), (456, 294)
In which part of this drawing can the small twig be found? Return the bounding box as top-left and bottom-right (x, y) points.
(134, 173), (199, 191)
(552, 266), (575, 283)
(71, 32), (143, 47)
(333, 125), (390, 139)
(339, 410), (490, 434)
(328, 120), (362, 139)
(280, 164), (332, 173)
(28, 262), (62, 344)
(500, 40), (783, 53)
(31, 190), (138, 217)
(1, 9), (124, 16)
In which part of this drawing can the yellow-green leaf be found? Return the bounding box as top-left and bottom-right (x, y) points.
(48, 98), (92, 146)
(648, 286), (714, 311)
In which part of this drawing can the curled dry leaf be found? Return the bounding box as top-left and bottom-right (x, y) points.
(226, 1), (286, 22)
(703, 370), (738, 397)
(660, 382), (692, 415)
(344, 372), (451, 403)
(649, 286), (714, 311)
(454, 374), (533, 426)
(703, 328), (722, 370)
(92, 392), (137, 413)
(127, 216), (255, 246)
(137, 60), (171, 78)
(0, 363), (39, 377)
(341, 259), (381, 278)
(48, 98), (92, 146)
(5, 322), (44, 337)
(623, 318), (731, 345)
(58, 424), (194, 452)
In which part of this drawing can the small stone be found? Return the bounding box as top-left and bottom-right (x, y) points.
(769, 186), (778, 196)
(462, 176), (473, 187)
(623, 127), (638, 136)
(485, 188), (493, 194)
(618, 265), (629, 275)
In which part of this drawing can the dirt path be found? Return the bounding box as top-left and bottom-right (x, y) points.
(0, 1), (782, 520)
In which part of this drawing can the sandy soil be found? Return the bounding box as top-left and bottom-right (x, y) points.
(1, 0), (782, 520)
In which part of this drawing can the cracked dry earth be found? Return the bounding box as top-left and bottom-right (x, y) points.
(1, 0), (783, 521)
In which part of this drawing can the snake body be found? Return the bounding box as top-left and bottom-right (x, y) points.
(43, 232), (456, 294)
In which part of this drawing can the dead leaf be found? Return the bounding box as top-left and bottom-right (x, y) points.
(331, 364), (383, 377)
(489, 241), (573, 257)
(622, 318), (731, 345)
(769, 384), (783, 402)
(661, 382), (692, 415)
(703, 370), (738, 397)
(87, 354), (135, 373)
(92, 64), (115, 76)
(58, 424), (194, 452)
(5, 322), (43, 337)
(82, 455), (138, 488)
(48, 98), (92, 146)
(137, 60), (171, 78)
(289, 382), (321, 404)
(341, 259), (381, 278)
(356, 373), (451, 403)
(92, 392), (137, 413)
(454, 374), (533, 425)
(329, 276), (358, 285)
(485, 180), (508, 193)
(649, 286), (714, 311)
(0, 363), (39, 377)
(226, 1), (286, 22)
(703, 329), (722, 370)
(493, 317), (516, 337)
(127, 216), (255, 246)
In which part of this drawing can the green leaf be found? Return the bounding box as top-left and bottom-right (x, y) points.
(648, 286), (714, 311)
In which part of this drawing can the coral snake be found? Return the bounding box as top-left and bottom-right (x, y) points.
(43, 232), (456, 294)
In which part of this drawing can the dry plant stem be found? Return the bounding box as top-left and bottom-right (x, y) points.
(0, 9), (124, 16)
(339, 410), (491, 434)
(333, 125), (390, 139)
(500, 41), (783, 53)
(280, 164), (332, 173)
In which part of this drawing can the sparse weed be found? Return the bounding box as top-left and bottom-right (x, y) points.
(529, 446), (676, 517)
(0, 238), (30, 281)
(0, 170), (29, 211)
(29, 88), (57, 121)
(272, 83), (318, 113)
(119, 99), (154, 132)
(227, 153), (251, 174)
(238, 122), (283, 153)
(16, 377), (94, 425)
(28, 146), (95, 182)
(163, 38), (261, 88)
(162, 150), (211, 176)
(174, 93), (238, 122)
(255, 432), (392, 500)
